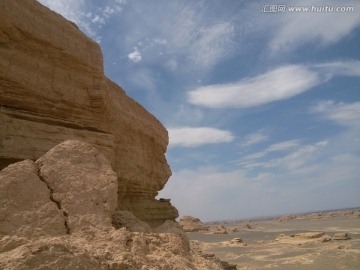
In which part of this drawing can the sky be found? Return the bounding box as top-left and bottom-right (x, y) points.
(38, 0), (360, 221)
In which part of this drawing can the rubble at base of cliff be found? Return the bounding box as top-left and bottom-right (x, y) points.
(0, 140), (235, 269)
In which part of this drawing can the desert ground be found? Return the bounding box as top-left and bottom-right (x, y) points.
(188, 210), (360, 269)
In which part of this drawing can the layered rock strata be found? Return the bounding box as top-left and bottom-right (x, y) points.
(0, 0), (177, 226)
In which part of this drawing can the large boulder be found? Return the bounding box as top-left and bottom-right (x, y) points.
(35, 140), (118, 233)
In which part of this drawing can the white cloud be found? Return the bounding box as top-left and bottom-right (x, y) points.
(168, 127), (234, 147)
(188, 65), (320, 108)
(313, 101), (360, 128)
(128, 47), (142, 63)
(188, 61), (360, 109)
(268, 0), (360, 52)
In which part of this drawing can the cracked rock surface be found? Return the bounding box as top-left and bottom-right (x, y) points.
(35, 140), (118, 233)
(0, 159), (67, 238)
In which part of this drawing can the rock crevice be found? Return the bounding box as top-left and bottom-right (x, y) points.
(34, 163), (71, 235)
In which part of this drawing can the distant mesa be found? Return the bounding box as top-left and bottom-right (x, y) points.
(211, 225), (228, 234)
(179, 216), (210, 232)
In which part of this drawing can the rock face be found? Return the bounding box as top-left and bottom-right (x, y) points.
(0, 141), (232, 269)
(0, 0), (177, 226)
(179, 216), (210, 232)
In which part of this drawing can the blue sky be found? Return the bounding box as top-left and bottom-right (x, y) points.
(38, 0), (360, 221)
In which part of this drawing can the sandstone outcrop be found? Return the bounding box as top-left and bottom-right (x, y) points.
(0, 140), (233, 269)
(211, 225), (228, 235)
(179, 216), (210, 232)
(0, 0), (177, 227)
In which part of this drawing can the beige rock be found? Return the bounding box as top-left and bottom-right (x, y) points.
(333, 232), (351, 240)
(0, 0), (177, 227)
(227, 238), (247, 247)
(242, 223), (252, 229)
(179, 216), (210, 232)
(35, 140), (118, 233)
(0, 160), (66, 238)
(112, 210), (152, 232)
(212, 225), (228, 234)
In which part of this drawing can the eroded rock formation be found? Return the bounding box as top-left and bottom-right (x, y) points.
(0, 0), (177, 226)
(179, 216), (210, 232)
(0, 140), (233, 269)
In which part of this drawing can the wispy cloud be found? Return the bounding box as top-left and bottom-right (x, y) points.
(312, 101), (360, 128)
(168, 127), (234, 147)
(38, 0), (124, 42)
(188, 61), (360, 109)
(112, 1), (238, 74)
(268, 0), (360, 53)
(189, 22), (235, 69)
(242, 140), (300, 161)
(242, 130), (269, 146)
(263, 141), (328, 170)
(128, 68), (157, 91)
(188, 65), (319, 109)
(238, 140), (328, 170)
(314, 61), (360, 80)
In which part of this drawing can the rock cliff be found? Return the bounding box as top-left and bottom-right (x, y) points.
(0, 0), (177, 227)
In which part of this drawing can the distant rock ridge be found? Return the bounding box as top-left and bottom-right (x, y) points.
(0, 0), (176, 227)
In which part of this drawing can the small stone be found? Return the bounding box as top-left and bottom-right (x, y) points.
(333, 232), (350, 240)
